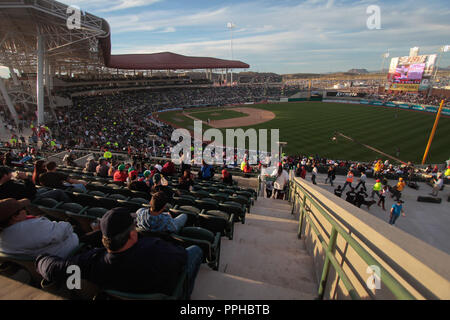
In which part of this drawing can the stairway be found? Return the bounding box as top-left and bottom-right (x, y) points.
(191, 197), (319, 300)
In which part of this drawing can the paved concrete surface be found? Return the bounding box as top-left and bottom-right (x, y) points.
(306, 173), (450, 255)
(0, 275), (63, 300)
(191, 197), (318, 300)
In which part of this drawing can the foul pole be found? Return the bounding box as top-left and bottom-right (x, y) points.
(421, 100), (445, 165)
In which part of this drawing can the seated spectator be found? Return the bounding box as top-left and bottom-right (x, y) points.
(138, 170), (153, 188)
(161, 160), (176, 176)
(96, 158), (109, 178)
(32, 160), (47, 186)
(221, 169), (233, 185)
(113, 164), (128, 183)
(40, 162), (87, 192)
(63, 153), (77, 167)
(199, 160), (214, 180)
(136, 191), (187, 234)
(243, 161), (252, 174)
(126, 168), (137, 185)
(151, 173), (177, 199)
(128, 170), (150, 193)
(36, 207), (202, 297)
(178, 169), (194, 191)
(84, 156), (97, 173)
(0, 198), (79, 258)
(0, 166), (70, 202)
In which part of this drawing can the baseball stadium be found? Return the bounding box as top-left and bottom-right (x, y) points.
(0, 0), (449, 306)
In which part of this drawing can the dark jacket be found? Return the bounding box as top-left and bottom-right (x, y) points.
(0, 179), (37, 200)
(36, 237), (187, 295)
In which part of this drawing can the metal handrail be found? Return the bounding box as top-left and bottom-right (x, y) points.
(289, 178), (416, 300)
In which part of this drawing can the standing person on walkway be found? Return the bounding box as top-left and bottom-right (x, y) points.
(389, 200), (406, 225)
(377, 185), (389, 211)
(355, 171), (367, 192)
(272, 163), (289, 200)
(391, 178), (406, 201)
(371, 179), (383, 199)
(324, 165), (336, 186)
(300, 166), (307, 180)
(342, 170), (354, 192)
(311, 165), (318, 185)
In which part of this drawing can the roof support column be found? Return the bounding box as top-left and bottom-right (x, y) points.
(37, 33), (45, 126)
(0, 78), (19, 125)
(9, 67), (19, 85)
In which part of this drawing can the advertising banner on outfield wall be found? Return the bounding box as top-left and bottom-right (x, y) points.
(323, 99), (450, 116)
(326, 92), (367, 98)
(411, 105), (425, 111)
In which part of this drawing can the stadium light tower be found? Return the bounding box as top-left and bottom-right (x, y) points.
(433, 45), (449, 81)
(227, 22), (235, 86)
(380, 50), (389, 73)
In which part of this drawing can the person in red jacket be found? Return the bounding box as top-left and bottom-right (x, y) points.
(113, 164), (128, 182)
(161, 161), (175, 176)
(300, 166), (307, 179)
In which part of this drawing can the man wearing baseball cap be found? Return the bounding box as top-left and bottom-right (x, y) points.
(151, 173), (178, 199)
(0, 198), (79, 258)
(36, 207), (202, 297)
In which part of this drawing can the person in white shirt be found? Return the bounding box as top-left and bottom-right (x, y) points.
(311, 165), (318, 185)
(0, 198), (79, 258)
(430, 174), (444, 197)
(272, 164), (289, 199)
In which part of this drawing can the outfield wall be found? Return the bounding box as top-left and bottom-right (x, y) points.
(323, 98), (450, 116)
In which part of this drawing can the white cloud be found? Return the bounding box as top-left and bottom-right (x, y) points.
(71, 0), (450, 73)
(66, 0), (162, 12)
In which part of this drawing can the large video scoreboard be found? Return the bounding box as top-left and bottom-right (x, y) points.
(387, 54), (437, 92)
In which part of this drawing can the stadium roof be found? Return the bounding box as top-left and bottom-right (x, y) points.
(0, 0), (249, 73)
(106, 52), (249, 70)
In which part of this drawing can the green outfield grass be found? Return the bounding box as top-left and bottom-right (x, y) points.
(158, 102), (450, 164)
(189, 109), (248, 121)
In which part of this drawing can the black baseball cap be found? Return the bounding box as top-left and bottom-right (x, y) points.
(100, 207), (135, 239)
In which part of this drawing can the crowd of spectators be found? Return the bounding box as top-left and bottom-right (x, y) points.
(367, 92), (450, 107)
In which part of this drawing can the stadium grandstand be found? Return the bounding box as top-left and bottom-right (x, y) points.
(0, 0), (449, 305)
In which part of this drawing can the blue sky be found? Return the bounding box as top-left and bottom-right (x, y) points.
(2, 0), (450, 75)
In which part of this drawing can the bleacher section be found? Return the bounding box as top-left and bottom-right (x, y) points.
(0, 163), (259, 300)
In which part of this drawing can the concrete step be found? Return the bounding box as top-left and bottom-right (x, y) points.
(191, 265), (317, 300)
(244, 213), (299, 233)
(254, 197), (293, 211)
(232, 223), (306, 254)
(249, 205), (297, 220)
(218, 240), (317, 294)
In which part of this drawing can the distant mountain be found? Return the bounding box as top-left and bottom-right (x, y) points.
(347, 69), (369, 74)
